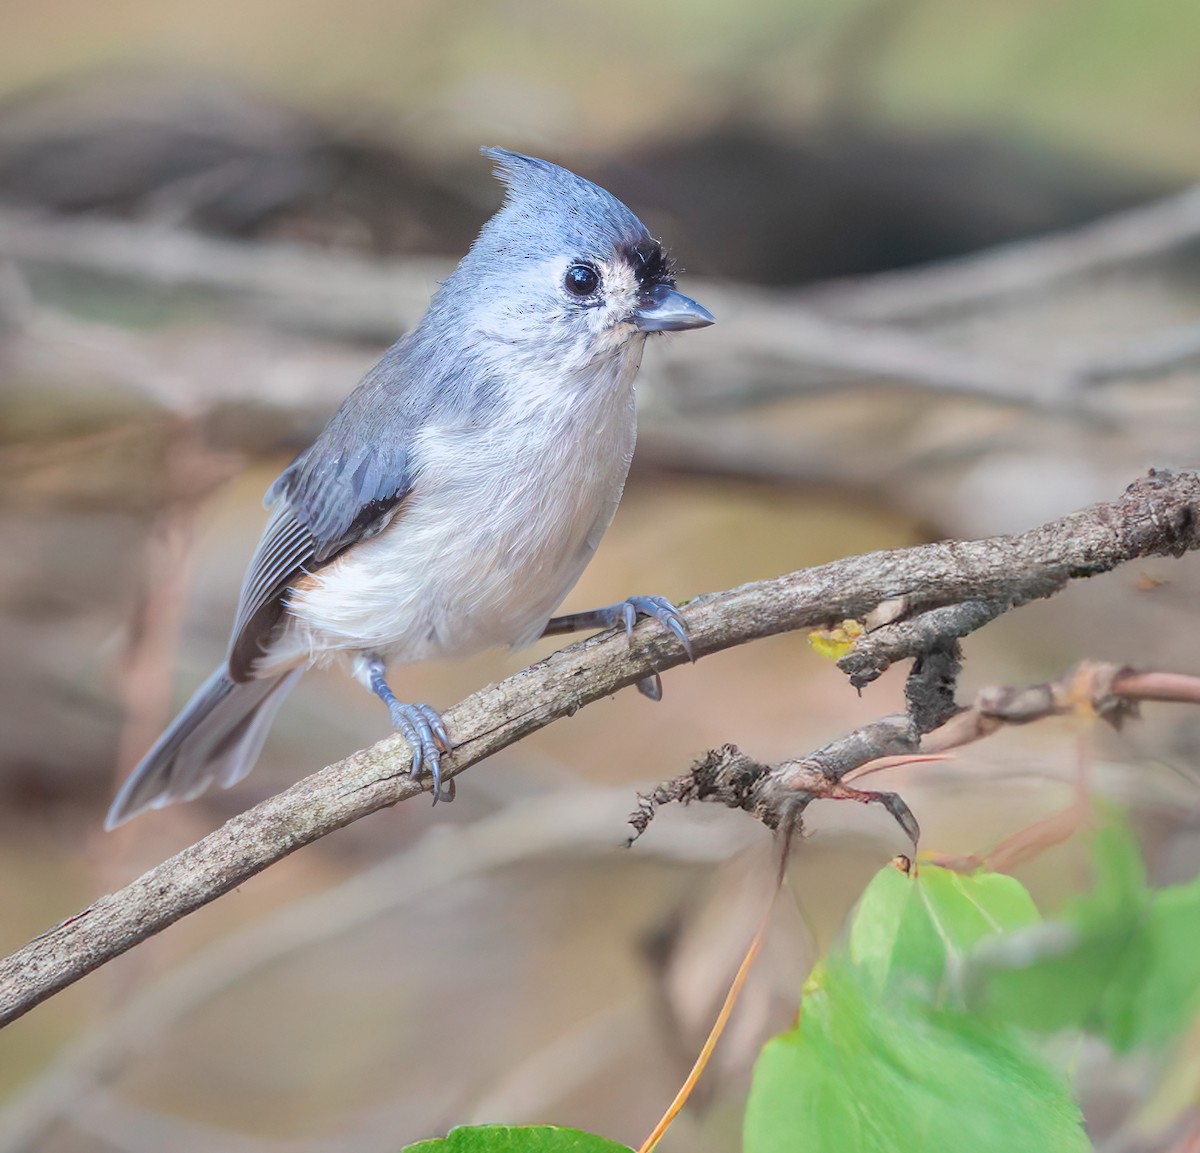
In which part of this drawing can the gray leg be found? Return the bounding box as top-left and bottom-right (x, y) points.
(545, 595), (693, 655)
(544, 595), (693, 700)
(365, 657), (453, 804)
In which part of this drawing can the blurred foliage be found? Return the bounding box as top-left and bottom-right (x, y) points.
(1, 0), (1200, 175)
(971, 819), (1200, 1052)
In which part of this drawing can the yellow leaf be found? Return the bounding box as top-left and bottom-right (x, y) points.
(809, 619), (865, 660)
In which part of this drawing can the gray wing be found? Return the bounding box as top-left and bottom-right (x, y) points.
(226, 392), (415, 682)
(225, 502), (318, 680)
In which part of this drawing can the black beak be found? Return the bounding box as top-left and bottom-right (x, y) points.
(633, 284), (715, 333)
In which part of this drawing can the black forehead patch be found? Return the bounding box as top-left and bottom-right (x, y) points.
(621, 238), (675, 287)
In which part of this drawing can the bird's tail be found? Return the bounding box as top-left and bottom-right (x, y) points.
(106, 666), (302, 828)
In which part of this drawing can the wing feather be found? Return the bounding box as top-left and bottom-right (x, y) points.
(226, 422), (415, 681)
(225, 343), (423, 680)
(226, 504), (317, 680)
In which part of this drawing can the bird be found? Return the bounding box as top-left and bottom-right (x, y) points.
(106, 146), (714, 828)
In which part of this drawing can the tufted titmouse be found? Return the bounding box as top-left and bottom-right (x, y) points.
(107, 147), (713, 827)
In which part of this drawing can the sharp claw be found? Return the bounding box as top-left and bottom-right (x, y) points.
(637, 673), (663, 701)
(663, 613), (694, 660)
(621, 600), (638, 639)
(428, 751), (442, 806)
(428, 710), (452, 751)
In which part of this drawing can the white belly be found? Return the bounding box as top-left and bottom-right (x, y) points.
(277, 355), (639, 670)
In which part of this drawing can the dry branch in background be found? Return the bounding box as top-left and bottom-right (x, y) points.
(631, 660), (1200, 850)
(1, 208), (1060, 410)
(5, 181), (1200, 412)
(803, 182), (1200, 322)
(1, 467), (1199, 1028)
(0, 205), (449, 341)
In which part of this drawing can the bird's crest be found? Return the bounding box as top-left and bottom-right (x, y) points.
(479, 146), (650, 258)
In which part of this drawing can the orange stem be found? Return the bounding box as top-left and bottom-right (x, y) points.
(637, 871), (783, 1153)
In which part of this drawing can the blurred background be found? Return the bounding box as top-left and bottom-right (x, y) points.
(3, 1), (1200, 1149)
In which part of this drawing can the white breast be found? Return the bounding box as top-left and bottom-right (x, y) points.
(277, 346), (641, 672)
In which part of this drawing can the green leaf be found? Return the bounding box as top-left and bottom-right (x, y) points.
(403, 1125), (631, 1153)
(970, 821), (1200, 1050)
(744, 966), (1088, 1153)
(967, 820), (1144, 1041)
(850, 861), (1039, 999)
(1116, 873), (1200, 1047)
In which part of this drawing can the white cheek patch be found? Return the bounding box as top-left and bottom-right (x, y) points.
(585, 257), (640, 339)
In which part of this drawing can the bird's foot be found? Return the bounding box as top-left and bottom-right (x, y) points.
(612, 595), (694, 660)
(387, 701), (453, 802)
(366, 661), (453, 803)
(546, 595), (693, 656)
(543, 595), (692, 701)
(618, 596), (691, 700)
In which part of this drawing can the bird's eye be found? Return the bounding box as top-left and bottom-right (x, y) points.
(563, 262), (600, 298)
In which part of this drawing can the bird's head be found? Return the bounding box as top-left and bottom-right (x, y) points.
(442, 148), (713, 371)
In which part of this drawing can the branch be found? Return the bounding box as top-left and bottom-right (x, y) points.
(633, 658), (1200, 850)
(658, 287), (1080, 411)
(4, 202), (1187, 417)
(836, 599), (1011, 689)
(0, 785), (750, 1153)
(805, 183), (1200, 322)
(0, 205), (448, 342)
(8, 183), (1200, 336)
(2, 467), (1199, 1027)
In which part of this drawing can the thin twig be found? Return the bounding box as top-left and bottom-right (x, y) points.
(636, 874), (778, 1153)
(637, 658), (1200, 846)
(837, 600), (1011, 689)
(804, 183), (1200, 322)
